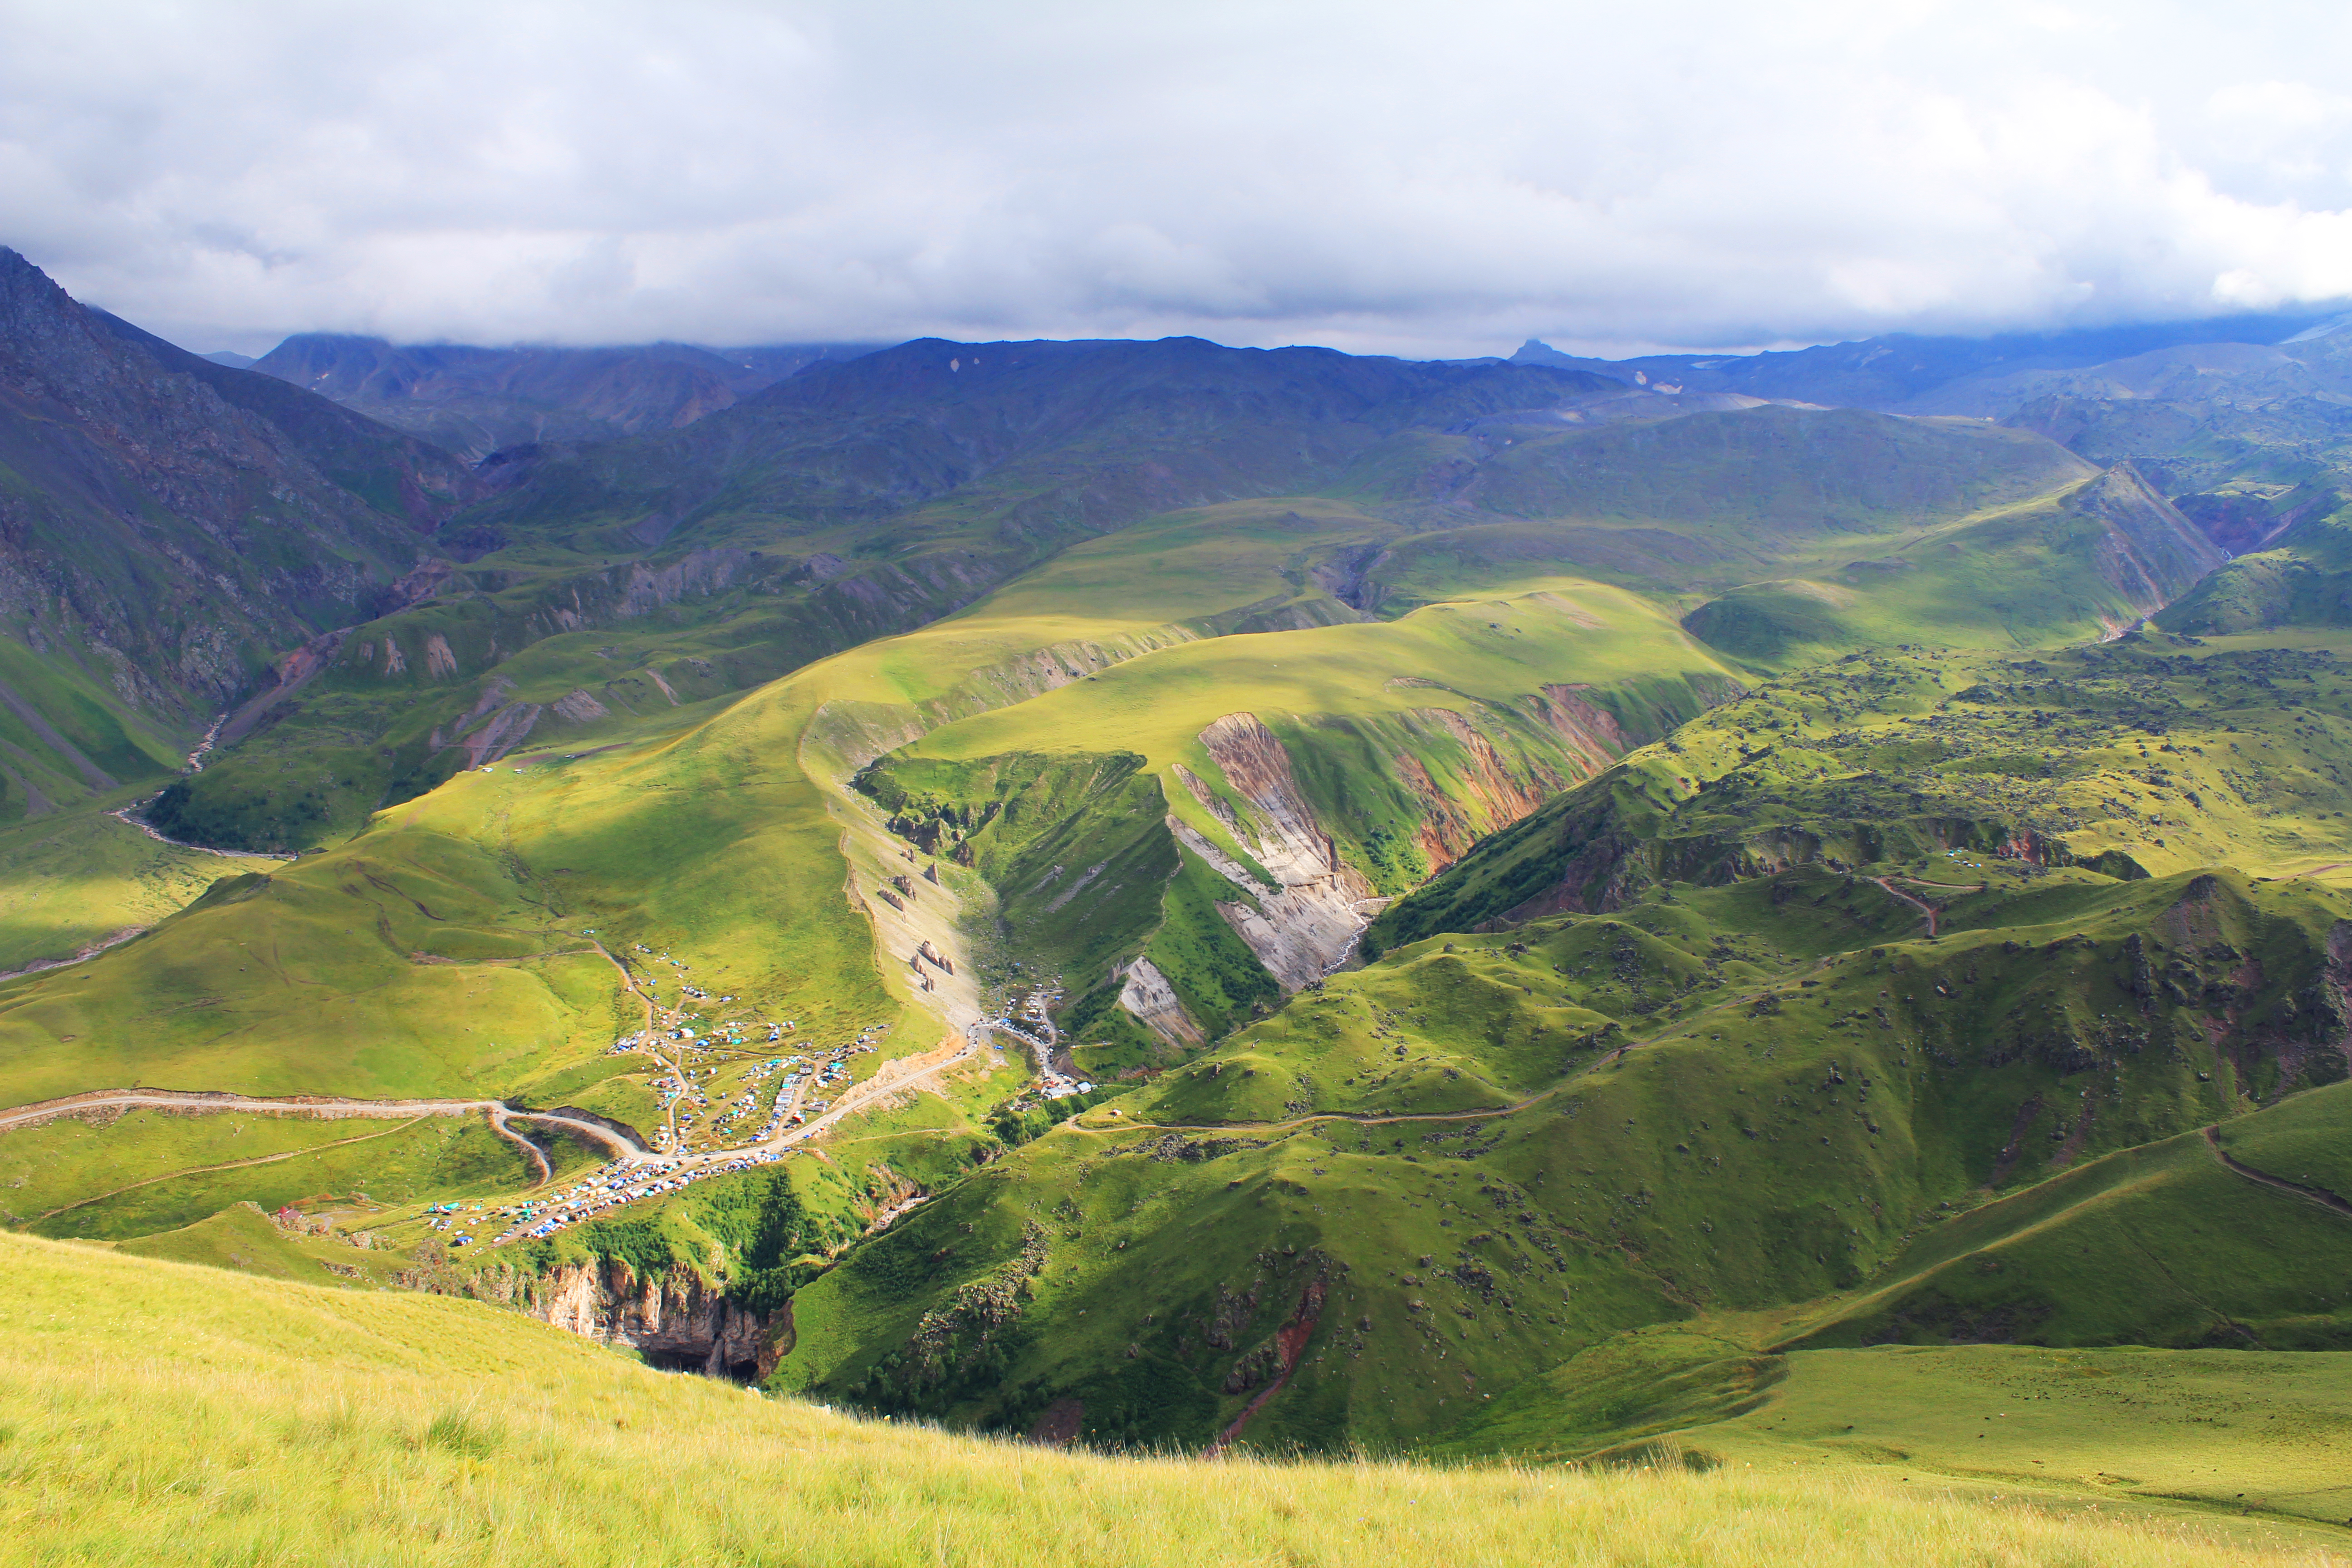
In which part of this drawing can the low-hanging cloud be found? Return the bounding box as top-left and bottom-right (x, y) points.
(5, 0), (2350, 356)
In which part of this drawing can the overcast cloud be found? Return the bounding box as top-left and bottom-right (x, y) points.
(4, 0), (2350, 356)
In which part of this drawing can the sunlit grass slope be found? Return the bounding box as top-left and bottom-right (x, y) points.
(4, 1108), (539, 1241)
(906, 578), (1730, 781)
(1344, 457), (2215, 674)
(0, 800), (230, 973)
(0, 1231), (2334, 1568)
(1448, 1337), (2352, 1529)
(0, 810), (637, 1108)
(1676, 468), (2222, 669)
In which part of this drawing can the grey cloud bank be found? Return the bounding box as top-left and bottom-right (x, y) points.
(5, 0), (2350, 357)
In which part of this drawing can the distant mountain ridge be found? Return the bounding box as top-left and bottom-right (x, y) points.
(248, 333), (886, 460)
(1509, 312), (2342, 414)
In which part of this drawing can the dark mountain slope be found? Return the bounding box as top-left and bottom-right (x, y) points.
(89, 313), (475, 532)
(0, 249), (475, 816)
(1455, 405), (2089, 532)
(460, 338), (1628, 555)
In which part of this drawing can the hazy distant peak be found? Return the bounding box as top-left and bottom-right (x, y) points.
(2281, 313), (2352, 345)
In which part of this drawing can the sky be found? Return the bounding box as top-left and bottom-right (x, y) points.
(5, 0), (2352, 358)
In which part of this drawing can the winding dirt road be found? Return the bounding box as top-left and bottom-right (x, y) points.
(1871, 877), (1940, 936)
(0, 1020), (985, 1207)
(0, 1089), (645, 1165)
(2204, 1125), (2352, 1220)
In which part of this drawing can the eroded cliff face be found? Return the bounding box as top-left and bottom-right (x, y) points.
(1136, 699), (1648, 1007)
(2064, 463), (2228, 622)
(1116, 956), (1204, 1045)
(1168, 713), (1380, 991)
(523, 1258), (773, 1379)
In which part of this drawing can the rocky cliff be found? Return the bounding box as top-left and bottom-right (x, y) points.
(522, 1257), (774, 1379)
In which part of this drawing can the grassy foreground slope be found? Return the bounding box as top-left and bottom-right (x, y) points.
(0, 1232), (2334, 1568)
(1448, 1337), (2352, 1528)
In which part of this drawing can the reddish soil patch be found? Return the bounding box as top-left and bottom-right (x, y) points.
(1028, 1398), (1085, 1447)
(1205, 1277), (1327, 1456)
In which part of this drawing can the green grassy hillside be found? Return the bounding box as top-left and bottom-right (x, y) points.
(0, 801), (232, 974)
(4, 1232), (2324, 1567)
(770, 860), (2352, 1453)
(869, 572), (1739, 1070)
(1368, 636), (2352, 951)
(765, 637), (2352, 1459)
(1445, 1338), (2352, 1529)
(2161, 505), (2352, 636)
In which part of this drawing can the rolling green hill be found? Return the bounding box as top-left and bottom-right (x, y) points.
(761, 641), (2352, 1466)
(2161, 505), (2352, 636)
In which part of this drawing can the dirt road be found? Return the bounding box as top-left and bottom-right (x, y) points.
(2204, 1126), (2352, 1219)
(1872, 876), (1940, 936)
(0, 1015), (984, 1227)
(0, 1089), (647, 1166)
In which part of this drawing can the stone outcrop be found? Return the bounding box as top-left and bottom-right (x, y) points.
(1168, 713), (1377, 990)
(524, 1258), (770, 1379)
(1116, 956), (1201, 1044)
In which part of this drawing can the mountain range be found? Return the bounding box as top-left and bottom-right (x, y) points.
(242, 334), (884, 461)
(4, 244), (2352, 1536)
